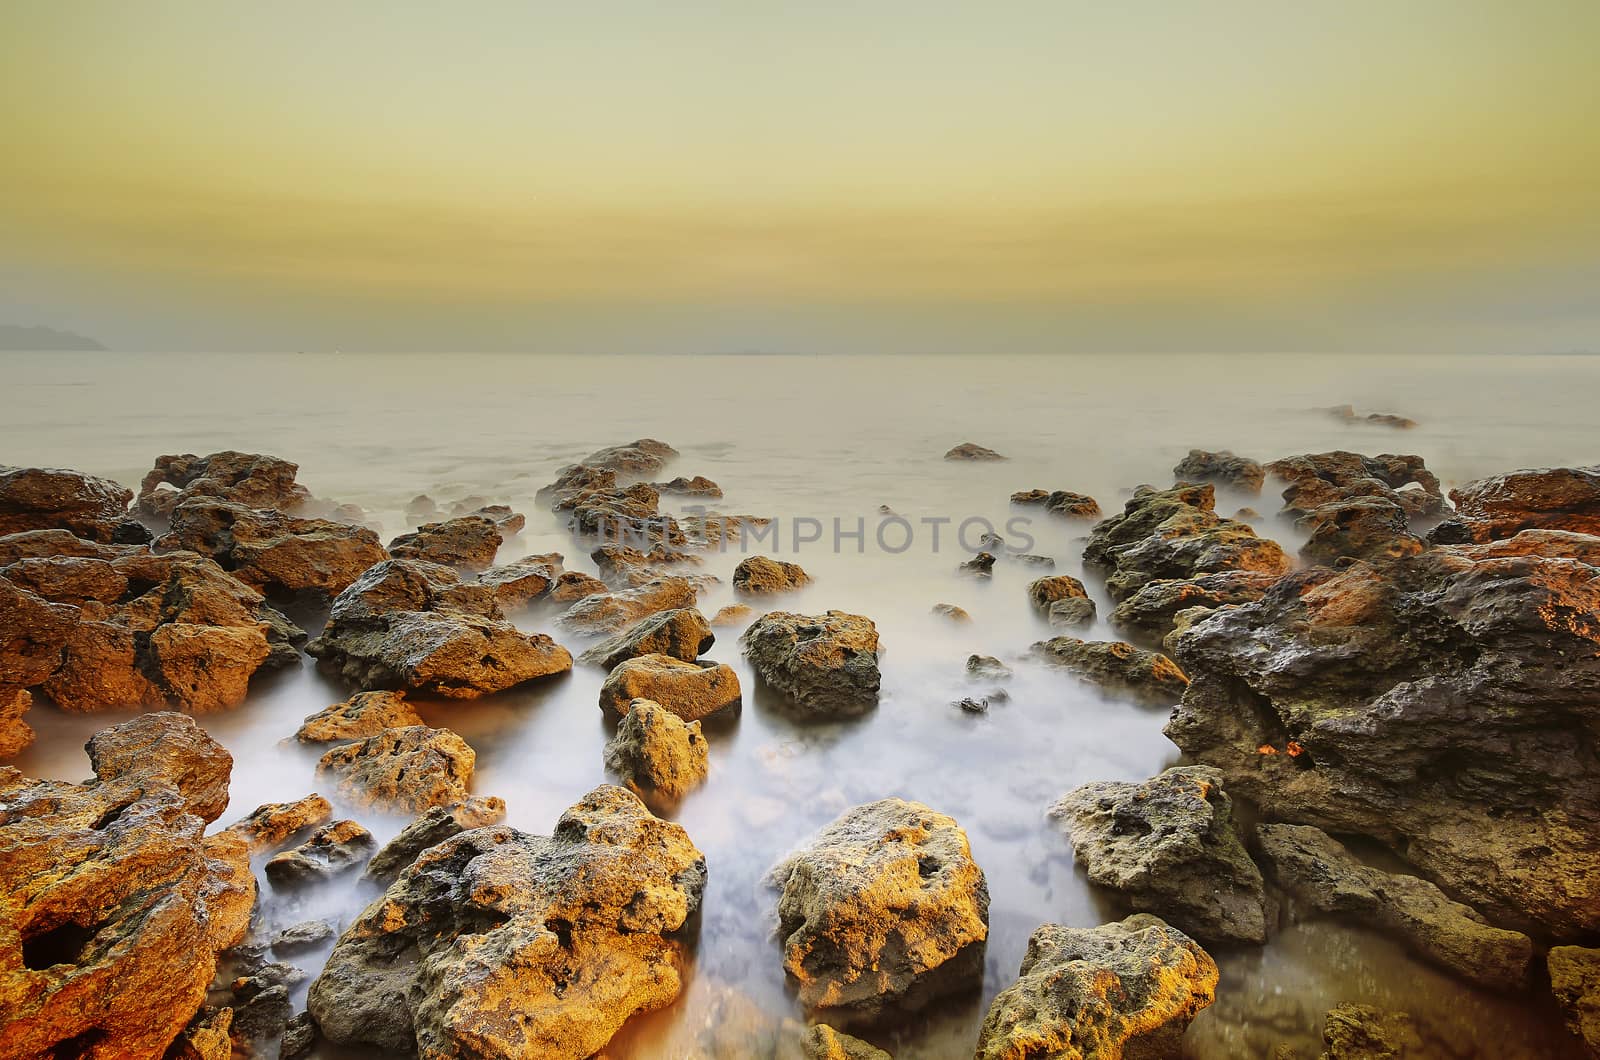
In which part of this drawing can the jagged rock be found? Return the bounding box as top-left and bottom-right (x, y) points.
(264, 819), (377, 885)
(1165, 539), (1600, 939)
(0, 687), (33, 758)
(604, 698), (709, 799)
(741, 611), (882, 717)
(86, 710), (234, 821)
(232, 983), (293, 1041)
(598, 654), (741, 721)
(230, 961), (306, 1001)
(137, 450), (311, 520)
(1174, 449), (1266, 493)
(307, 786), (705, 1058)
(967, 654), (1012, 680)
(167, 1005), (233, 1060)
(316, 725), (475, 814)
(1429, 466), (1600, 544)
(537, 463), (619, 508)
(1083, 482), (1292, 602)
(945, 442), (1005, 461)
(655, 474), (723, 497)
(1027, 574), (1088, 613)
(1256, 822), (1532, 989)
(388, 515), (502, 571)
(561, 483), (686, 546)
(931, 603), (971, 622)
(307, 559), (572, 697)
(1049, 767), (1266, 944)
(0, 528), (132, 564)
(1047, 597), (1097, 630)
(710, 603), (755, 627)
(555, 575), (698, 635)
(958, 552), (996, 578)
(0, 714), (254, 1059)
(1296, 495), (1425, 565)
(548, 569), (609, 602)
(476, 554), (562, 610)
(0, 465), (141, 542)
(1031, 636), (1189, 706)
(1012, 489), (1101, 518)
(769, 799), (988, 1020)
(734, 555), (812, 594)
(1317, 1004), (1425, 1059)
(1548, 946), (1600, 1055)
(1108, 570), (1281, 640)
(223, 794), (333, 853)
(156, 498), (387, 601)
(294, 689), (423, 743)
(271, 921), (336, 955)
(579, 607), (714, 669)
(583, 438), (679, 475)
(363, 796), (508, 883)
(279, 1011), (317, 1060)
(1265, 451), (1443, 518)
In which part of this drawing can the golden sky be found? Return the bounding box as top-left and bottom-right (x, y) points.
(2, 0), (1597, 351)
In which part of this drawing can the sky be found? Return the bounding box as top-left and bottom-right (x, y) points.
(2, 1), (1597, 353)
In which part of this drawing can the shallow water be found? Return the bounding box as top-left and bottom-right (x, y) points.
(5, 350), (1598, 1058)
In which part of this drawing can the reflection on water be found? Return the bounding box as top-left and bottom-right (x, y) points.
(6, 351), (1598, 1058)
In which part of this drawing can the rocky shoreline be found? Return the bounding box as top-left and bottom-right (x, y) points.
(2, 445), (1598, 1058)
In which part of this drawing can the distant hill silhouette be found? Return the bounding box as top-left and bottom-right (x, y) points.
(0, 324), (106, 350)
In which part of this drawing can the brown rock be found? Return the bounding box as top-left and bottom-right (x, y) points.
(741, 610), (882, 717)
(86, 710), (234, 821)
(1011, 489), (1102, 518)
(710, 603), (755, 627)
(603, 698), (709, 799)
(931, 602), (971, 623)
(1173, 449), (1266, 493)
(0, 465), (138, 542)
(945, 442), (1006, 461)
(316, 725), (476, 814)
(223, 794), (334, 853)
(1027, 573), (1088, 613)
(548, 569), (609, 602)
(556, 575), (698, 636)
(0, 687), (33, 758)
(1429, 465), (1600, 544)
(578, 607), (714, 669)
(1548, 946), (1600, 1055)
(295, 689), (423, 743)
(264, 819), (377, 885)
(598, 653), (741, 721)
(477, 554), (562, 610)
(362, 796), (508, 883)
(388, 515), (502, 571)
(733, 555), (812, 594)
(655, 474), (722, 497)
(1031, 635), (1189, 706)
(137, 450), (311, 520)
(583, 437), (679, 476)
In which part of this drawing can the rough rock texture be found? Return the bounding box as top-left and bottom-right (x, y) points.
(1173, 449), (1266, 493)
(363, 796), (508, 883)
(294, 689), (423, 743)
(0, 687), (33, 758)
(975, 915), (1218, 1060)
(598, 654), (741, 721)
(0, 713), (254, 1059)
(1256, 823), (1532, 989)
(710, 603), (755, 627)
(85, 710), (234, 821)
(559, 482), (687, 546)
(556, 576), (698, 636)
(307, 785), (706, 1059)
(548, 569), (609, 602)
(264, 819), (377, 885)
(578, 607), (714, 669)
(741, 611), (882, 717)
(1107, 570), (1282, 641)
(1031, 636), (1189, 707)
(167, 1005), (234, 1060)
(583, 438), (679, 476)
(945, 442), (1006, 461)
(604, 698), (709, 799)
(156, 498), (386, 601)
(137, 451), (311, 520)
(1047, 597), (1097, 630)
(1316, 1004), (1425, 1059)
(1165, 539), (1600, 939)
(1083, 483), (1291, 602)
(1012, 489), (1101, 518)
(1265, 451), (1443, 518)
(734, 555), (813, 595)
(388, 515), (503, 571)
(1027, 574), (1089, 614)
(476, 554), (562, 610)
(223, 794), (334, 853)
(0, 465), (140, 542)
(1548, 946), (1600, 1055)
(316, 725), (476, 814)
(1296, 495), (1426, 565)
(1429, 466), (1600, 544)
(307, 559), (572, 697)
(1049, 767), (1266, 945)
(769, 799), (989, 1020)
(655, 474), (723, 497)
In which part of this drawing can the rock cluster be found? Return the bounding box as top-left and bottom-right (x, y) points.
(741, 610), (882, 717)
(223, 794), (333, 853)
(1266, 450), (1443, 563)
(1011, 488), (1101, 517)
(137, 450), (312, 520)
(264, 819), (377, 885)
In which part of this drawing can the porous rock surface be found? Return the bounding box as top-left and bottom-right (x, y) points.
(741, 610), (882, 717)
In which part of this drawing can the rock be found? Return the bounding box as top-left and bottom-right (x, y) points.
(558, 481), (686, 545)
(1296, 495), (1425, 564)
(308, 786), (705, 1058)
(231, 961), (306, 1001)
(1328, 404), (1418, 429)
(232, 982), (293, 1041)
(295, 689), (423, 743)
(1031, 636), (1189, 706)
(1049, 766), (1266, 944)
(734, 555), (813, 594)
(362, 796), (509, 883)
(655, 474), (722, 497)
(800, 1025), (891, 1059)
(945, 442), (1005, 461)
(976, 915), (1217, 1060)
(956, 696), (988, 714)
(598, 653), (741, 721)
(1046, 596), (1097, 630)
(1083, 483), (1292, 601)
(1027, 573), (1088, 613)
(958, 551), (996, 578)
(1108, 569), (1282, 640)
(307, 559), (572, 697)
(1317, 1004), (1425, 1059)
(272, 920), (336, 955)
(548, 569), (609, 602)
(1012, 488), (1101, 518)
(1164, 541), (1600, 939)
(1174, 449), (1266, 493)
(685, 511), (773, 547)
(556, 575), (698, 635)
(0, 687), (33, 758)
(280, 1011), (318, 1059)
(86, 710), (234, 821)
(710, 603), (755, 626)
(316, 725), (475, 814)
(1548, 946), (1600, 1055)
(931, 602), (971, 622)
(1265, 451), (1443, 519)
(167, 1005), (233, 1060)
(966, 654), (1012, 680)
(0, 714), (253, 1059)
(137, 450), (311, 520)
(223, 794), (334, 853)
(264, 819), (377, 885)
(741, 611), (882, 717)
(1256, 822), (1532, 989)
(477, 554), (562, 610)
(579, 607), (714, 669)
(0, 465), (139, 542)
(0, 528), (132, 564)
(388, 515), (502, 570)
(769, 799), (988, 1019)
(537, 463), (619, 507)
(604, 698), (709, 798)
(583, 437), (679, 476)
(1428, 465), (1600, 544)
(451, 502), (524, 536)
(156, 498), (387, 601)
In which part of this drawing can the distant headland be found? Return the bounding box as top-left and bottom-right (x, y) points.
(0, 324), (106, 351)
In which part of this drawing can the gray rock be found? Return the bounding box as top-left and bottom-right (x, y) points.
(741, 611), (882, 717)
(363, 795), (509, 883)
(1031, 636), (1189, 706)
(264, 820), (376, 885)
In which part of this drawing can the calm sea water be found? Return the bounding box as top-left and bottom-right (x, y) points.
(5, 351), (1598, 1058)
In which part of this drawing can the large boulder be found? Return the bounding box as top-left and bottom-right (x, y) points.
(157, 498), (386, 601)
(307, 559), (572, 697)
(1165, 537), (1600, 939)
(316, 725), (475, 814)
(740, 611), (882, 717)
(603, 698), (710, 799)
(733, 555), (812, 595)
(975, 915), (1217, 1060)
(1430, 465), (1600, 544)
(1049, 766), (1266, 945)
(307, 786), (705, 1059)
(1548, 946), (1600, 1055)
(768, 799), (988, 1020)
(0, 714), (254, 1059)
(598, 654), (741, 721)
(388, 516), (502, 571)
(556, 576), (698, 636)
(578, 607), (714, 669)
(1107, 569), (1282, 640)
(137, 450), (311, 520)
(1030, 636), (1189, 706)
(0, 465), (141, 543)
(1173, 449), (1266, 493)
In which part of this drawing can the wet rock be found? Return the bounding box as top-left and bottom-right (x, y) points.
(307, 785), (706, 1058)
(1027, 573), (1088, 613)
(137, 450), (311, 520)
(307, 559), (572, 697)
(1045, 596), (1097, 630)
(1428, 465), (1600, 544)
(264, 819), (377, 885)
(272, 921), (336, 955)
(388, 515), (502, 571)
(476, 553), (562, 610)
(231, 961), (306, 1000)
(167, 1005), (233, 1060)
(1165, 541), (1600, 939)
(548, 568), (609, 602)
(956, 696), (989, 714)
(742, 611), (882, 717)
(555, 575), (698, 635)
(1548, 946), (1600, 1055)
(931, 602), (971, 622)
(579, 607), (714, 669)
(1083, 482), (1292, 602)
(279, 1011), (318, 1060)
(1031, 636), (1189, 706)
(655, 474), (723, 497)
(316, 725), (475, 814)
(604, 698), (709, 799)
(1317, 1004), (1425, 1059)
(945, 442), (1006, 461)
(958, 551), (996, 578)
(0, 714), (253, 1059)
(452, 502), (524, 536)
(598, 653), (741, 721)
(1162, 606), (1216, 656)
(1256, 822), (1532, 989)
(86, 710), (234, 821)
(710, 603), (755, 627)
(295, 689), (423, 743)
(1050, 766), (1266, 944)
(1296, 495), (1425, 564)
(734, 555), (813, 594)
(1012, 488), (1101, 518)
(231, 982), (293, 1041)
(157, 498), (387, 602)
(976, 914), (1217, 1060)
(0, 465), (139, 542)
(966, 654), (1012, 680)
(561, 482), (687, 546)
(583, 437), (680, 476)
(0, 687), (33, 758)
(769, 799), (988, 1020)
(1108, 569), (1281, 640)
(1265, 451), (1443, 519)
(363, 795), (509, 883)
(1174, 449), (1266, 493)
(223, 794), (334, 853)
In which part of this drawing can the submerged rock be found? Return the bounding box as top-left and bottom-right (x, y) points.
(733, 555), (813, 594)
(931, 602), (972, 623)
(769, 799), (989, 1020)
(603, 698), (710, 799)
(0, 465), (140, 542)
(975, 915), (1217, 1060)
(655, 474), (723, 497)
(945, 442), (1006, 461)
(294, 689), (423, 743)
(1173, 449), (1266, 493)
(1027, 573), (1089, 613)
(598, 653), (741, 721)
(1429, 465), (1600, 544)
(710, 603), (755, 627)
(957, 551), (996, 578)
(1012, 488), (1101, 518)
(741, 611), (882, 717)
(555, 575), (698, 636)
(137, 450), (312, 520)
(1317, 1004), (1425, 1059)
(316, 725), (476, 814)
(583, 437), (679, 476)
(1031, 636), (1189, 706)
(1548, 946), (1600, 1055)
(967, 654), (1012, 680)
(578, 607), (714, 669)
(223, 794), (334, 853)
(363, 796), (508, 883)
(307, 785), (706, 1059)
(388, 515), (502, 571)
(264, 819), (377, 885)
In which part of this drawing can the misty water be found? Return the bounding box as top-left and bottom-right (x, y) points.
(6, 350), (1598, 1058)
